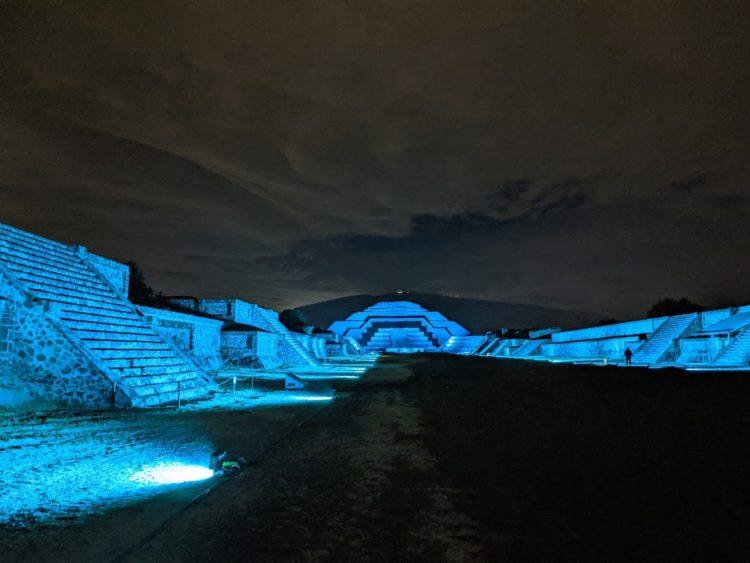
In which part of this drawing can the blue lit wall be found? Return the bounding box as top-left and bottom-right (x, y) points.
(475, 304), (750, 370)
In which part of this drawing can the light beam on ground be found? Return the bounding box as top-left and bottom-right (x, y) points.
(129, 462), (214, 485)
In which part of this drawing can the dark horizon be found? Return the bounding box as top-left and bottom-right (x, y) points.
(2, 2), (749, 317)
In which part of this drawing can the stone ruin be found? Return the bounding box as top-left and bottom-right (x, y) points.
(0, 221), (355, 409)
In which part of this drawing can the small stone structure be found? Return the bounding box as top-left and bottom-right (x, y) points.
(170, 298), (321, 367)
(220, 324), (279, 369)
(137, 305), (223, 372)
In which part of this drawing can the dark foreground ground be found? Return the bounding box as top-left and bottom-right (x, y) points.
(7, 355), (750, 561)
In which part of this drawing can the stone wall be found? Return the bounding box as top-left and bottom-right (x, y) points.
(221, 331), (280, 368)
(293, 333), (329, 359)
(274, 338), (303, 366)
(84, 250), (130, 296)
(137, 305), (223, 372)
(541, 335), (642, 361)
(165, 298), (326, 367)
(550, 317), (666, 343)
(195, 299), (234, 319)
(676, 336), (729, 363)
(0, 281), (120, 409)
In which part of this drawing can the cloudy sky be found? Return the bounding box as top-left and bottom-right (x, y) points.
(1, 1), (748, 317)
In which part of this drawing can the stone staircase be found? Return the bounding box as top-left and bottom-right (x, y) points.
(630, 313), (698, 365)
(367, 328), (433, 351)
(714, 329), (750, 367)
(511, 339), (543, 358)
(489, 340), (516, 357)
(0, 223), (213, 407)
(440, 335), (485, 354)
(255, 307), (317, 366)
(482, 339), (504, 356)
(473, 336), (496, 355)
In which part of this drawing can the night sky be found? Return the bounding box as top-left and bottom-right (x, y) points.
(1, 1), (749, 317)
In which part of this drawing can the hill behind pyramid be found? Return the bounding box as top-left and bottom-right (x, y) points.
(295, 292), (601, 334)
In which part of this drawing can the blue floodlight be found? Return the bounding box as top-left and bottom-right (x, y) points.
(129, 462), (215, 485)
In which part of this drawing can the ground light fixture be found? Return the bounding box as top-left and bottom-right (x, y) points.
(209, 449), (248, 474)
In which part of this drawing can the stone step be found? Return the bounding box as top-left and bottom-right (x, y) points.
(0, 228), (77, 263)
(43, 293), (138, 316)
(60, 309), (145, 326)
(0, 235), (80, 269)
(114, 364), (198, 377)
(97, 349), (181, 361)
(31, 288), (128, 312)
(0, 223), (74, 254)
(64, 318), (153, 333)
(22, 275), (116, 301)
(0, 230), (80, 259)
(87, 340), (173, 351)
(137, 384), (210, 407)
(122, 370), (201, 388)
(0, 246), (95, 279)
(0, 251), (98, 285)
(129, 375), (205, 396)
(59, 302), (140, 319)
(32, 287), (126, 312)
(72, 328), (160, 340)
(5, 261), (109, 290)
(106, 357), (187, 369)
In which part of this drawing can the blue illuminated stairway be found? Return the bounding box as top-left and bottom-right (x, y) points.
(255, 307), (317, 366)
(482, 339), (504, 356)
(367, 327), (433, 350)
(473, 337), (494, 355)
(0, 223), (213, 407)
(440, 336), (484, 354)
(511, 339), (543, 358)
(489, 340), (516, 357)
(630, 313), (698, 365)
(714, 329), (750, 367)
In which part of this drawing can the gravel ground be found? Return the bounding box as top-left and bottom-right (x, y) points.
(6, 355), (750, 561)
(0, 385), (339, 561)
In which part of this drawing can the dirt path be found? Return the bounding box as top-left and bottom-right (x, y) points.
(125, 357), (483, 561)
(125, 355), (750, 561)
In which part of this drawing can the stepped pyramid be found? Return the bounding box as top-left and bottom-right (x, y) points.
(0, 222), (214, 407)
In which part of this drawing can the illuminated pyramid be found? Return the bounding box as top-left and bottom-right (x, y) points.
(328, 301), (469, 352)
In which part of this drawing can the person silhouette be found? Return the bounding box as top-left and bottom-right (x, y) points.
(624, 347), (633, 366)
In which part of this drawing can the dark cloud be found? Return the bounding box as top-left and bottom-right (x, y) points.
(670, 174), (711, 194)
(1, 1), (749, 315)
(262, 198), (750, 317)
(713, 194), (747, 209)
(488, 178), (533, 212)
(529, 177), (593, 218)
